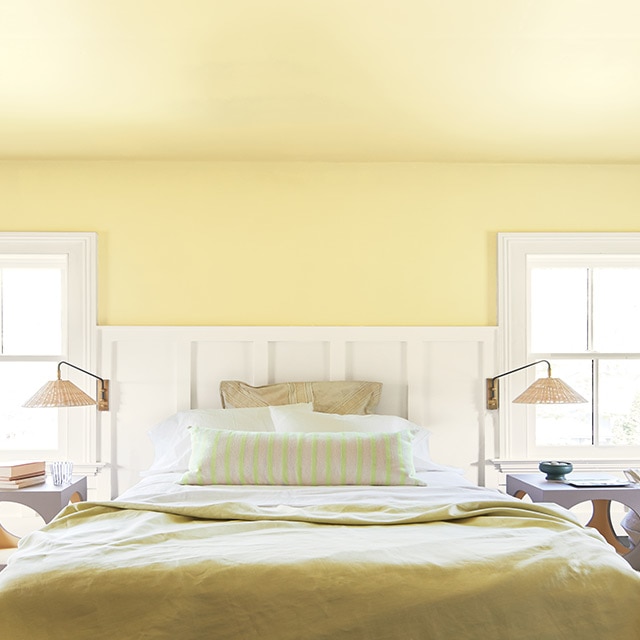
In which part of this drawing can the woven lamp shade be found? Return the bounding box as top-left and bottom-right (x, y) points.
(23, 380), (96, 408)
(512, 377), (587, 405)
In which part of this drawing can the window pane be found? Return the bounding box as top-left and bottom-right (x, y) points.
(599, 360), (640, 445)
(593, 268), (640, 352)
(535, 360), (592, 446)
(0, 362), (58, 450)
(2, 268), (63, 355)
(530, 268), (587, 353)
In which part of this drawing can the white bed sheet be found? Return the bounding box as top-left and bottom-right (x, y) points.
(118, 469), (533, 514)
(121, 469), (473, 499)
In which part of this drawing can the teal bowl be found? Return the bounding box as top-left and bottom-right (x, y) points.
(539, 460), (573, 481)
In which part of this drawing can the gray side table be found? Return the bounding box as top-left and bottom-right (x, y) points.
(506, 473), (640, 569)
(0, 476), (87, 550)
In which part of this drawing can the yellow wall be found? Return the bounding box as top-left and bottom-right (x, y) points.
(2, 161), (640, 326)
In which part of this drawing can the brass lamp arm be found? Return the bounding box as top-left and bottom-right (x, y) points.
(58, 361), (109, 411)
(58, 360), (107, 383)
(489, 360), (551, 385)
(486, 360), (551, 411)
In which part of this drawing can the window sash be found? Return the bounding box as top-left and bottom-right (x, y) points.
(0, 233), (97, 465)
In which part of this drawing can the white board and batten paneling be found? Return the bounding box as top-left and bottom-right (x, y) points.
(98, 326), (497, 498)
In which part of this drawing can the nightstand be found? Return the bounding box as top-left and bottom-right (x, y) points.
(506, 473), (640, 567)
(0, 476), (87, 550)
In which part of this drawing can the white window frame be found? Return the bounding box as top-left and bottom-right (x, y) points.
(0, 232), (98, 467)
(496, 232), (640, 473)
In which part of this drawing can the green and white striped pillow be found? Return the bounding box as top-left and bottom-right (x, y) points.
(180, 427), (425, 486)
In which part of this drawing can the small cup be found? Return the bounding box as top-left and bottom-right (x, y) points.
(51, 461), (74, 486)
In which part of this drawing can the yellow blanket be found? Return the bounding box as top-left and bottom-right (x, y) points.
(1, 496), (639, 640)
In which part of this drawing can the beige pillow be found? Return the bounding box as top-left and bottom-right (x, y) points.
(220, 380), (382, 415)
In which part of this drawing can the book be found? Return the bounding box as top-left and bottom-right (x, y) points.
(0, 470), (47, 482)
(567, 479), (631, 488)
(0, 460), (46, 478)
(0, 474), (46, 490)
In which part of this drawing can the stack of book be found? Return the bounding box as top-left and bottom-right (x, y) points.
(0, 460), (46, 489)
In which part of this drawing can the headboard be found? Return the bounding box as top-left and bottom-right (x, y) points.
(98, 326), (497, 497)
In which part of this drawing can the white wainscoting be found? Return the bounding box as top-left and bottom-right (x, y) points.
(98, 326), (497, 497)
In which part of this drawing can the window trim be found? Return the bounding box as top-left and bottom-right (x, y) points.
(0, 232), (97, 465)
(496, 232), (640, 470)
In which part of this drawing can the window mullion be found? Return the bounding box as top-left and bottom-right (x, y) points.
(587, 267), (597, 446)
(592, 359), (598, 446)
(586, 266), (594, 352)
(0, 269), (3, 355)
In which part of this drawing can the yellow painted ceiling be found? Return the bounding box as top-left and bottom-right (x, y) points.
(2, 0), (640, 162)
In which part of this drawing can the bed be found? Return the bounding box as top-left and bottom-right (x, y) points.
(1, 391), (640, 640)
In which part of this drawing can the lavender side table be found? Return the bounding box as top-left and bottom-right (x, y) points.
(0, 476), (87, 550)
(506, 473), (640, 569)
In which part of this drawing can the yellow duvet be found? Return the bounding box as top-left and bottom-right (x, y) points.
(1, 479), (639, 640)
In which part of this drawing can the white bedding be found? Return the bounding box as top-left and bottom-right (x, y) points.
(4, 400), (640, 639)
(118, 469), (500, 513)
(3, 469), (640, 639)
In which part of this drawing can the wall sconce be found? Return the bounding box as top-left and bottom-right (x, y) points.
(486, 359), (586, 411)
(23, 361), (110, 412)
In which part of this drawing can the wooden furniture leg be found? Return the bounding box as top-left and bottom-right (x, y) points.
(587, 500), (628, 555)
(0, 523), (20, 550)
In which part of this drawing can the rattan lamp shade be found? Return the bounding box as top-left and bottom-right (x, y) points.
(486, 359), (587, 410)
(23, 361), (110, 411)
(512, 376), (587, 405)
(23, 379), (96, 408)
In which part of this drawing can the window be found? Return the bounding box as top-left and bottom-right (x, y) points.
(0, 233), (96, 465)
(498, 233), (640, 466)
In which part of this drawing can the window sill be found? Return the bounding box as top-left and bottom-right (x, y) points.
(68, 462), (108, 476)
(492, 459), (638, 474)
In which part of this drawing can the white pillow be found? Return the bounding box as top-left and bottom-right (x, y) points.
(180, 427), (425, 486)
(144, 404), (313, 475)
(269, 404), (440, 472)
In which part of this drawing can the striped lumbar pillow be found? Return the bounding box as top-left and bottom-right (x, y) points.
(180, 427), (424, 486)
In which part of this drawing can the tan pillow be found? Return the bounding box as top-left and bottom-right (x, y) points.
(220, 380), (382, 415)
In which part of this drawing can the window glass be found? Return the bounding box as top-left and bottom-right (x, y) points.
(530, 267), (587, 353)
(535, 359), (592, 446)
(0, 263), (64, 451)
(0, 361), (58, 449)
(0, 256), (68, 456)
(599, 359), (640, 446)
(1, 268), (63, 355)
(592, 268), (640, 352)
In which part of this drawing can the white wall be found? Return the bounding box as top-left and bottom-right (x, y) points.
(99, 326), (497, 497)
